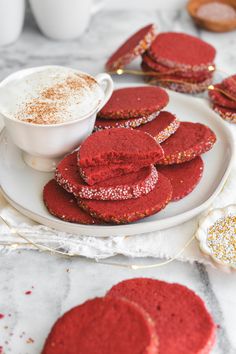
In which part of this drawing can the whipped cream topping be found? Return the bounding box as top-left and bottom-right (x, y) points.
(1, 66), (103, 124)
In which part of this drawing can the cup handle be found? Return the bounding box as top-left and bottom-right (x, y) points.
(95, 73), (113, 111)
(91, 0), (106, 15)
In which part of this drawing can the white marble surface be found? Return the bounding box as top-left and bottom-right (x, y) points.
(0, 4), (236, 354)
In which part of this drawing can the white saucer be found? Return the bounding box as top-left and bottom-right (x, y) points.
(0, 89), (234, 237)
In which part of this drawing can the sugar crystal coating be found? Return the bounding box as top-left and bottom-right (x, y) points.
(56, 151), (159, 201)
(207, 215), (236, 265)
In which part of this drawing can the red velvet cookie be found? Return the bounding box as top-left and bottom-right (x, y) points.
(80, 163), (144, 186)
(157, 157), (204, 201)
(43, 179), (100, 224)
(105, 24), (157, 71)
(158, 77), (213, 94)
(156, 72), (213, 84)
(98, 87), (169, 119)
(107, 278), (216, 354)
(148, 32), (216, 71)
(56, 152), (158, 201)
(213, 103), (236, 123)
(141, 62), (213, 94)
(79, 173), (172, 224)
(78, 128), (164, 168)
(136, 111), (180, 144)
(95, 111), (159, 130)
(222, 74), (236, 96)
(42, 296), (158, 354)
(142, 53), (214, 79)
(208, 84), (236, 109)
(158, 122), (216, 165)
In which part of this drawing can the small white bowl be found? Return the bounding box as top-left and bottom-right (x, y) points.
(196, 205), (236, 270)
(0, 66), (113, 172)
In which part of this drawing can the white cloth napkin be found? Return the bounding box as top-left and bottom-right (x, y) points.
(0, 128), (236, 266)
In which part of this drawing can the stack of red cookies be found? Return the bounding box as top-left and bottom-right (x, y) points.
(42, 278), (216, 354)
(141, 32), (216, 94)
(43, 85), (216, 225)
(44, 127), (172, 224)
(95, 86), (180, 144)
(208, 74), (236, 123)
(105, 25), (216, 94)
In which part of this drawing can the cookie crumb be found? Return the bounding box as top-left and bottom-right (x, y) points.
(25, 291), (32, 295)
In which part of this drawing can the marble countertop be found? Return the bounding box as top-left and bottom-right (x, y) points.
(0, 5), (236, 354)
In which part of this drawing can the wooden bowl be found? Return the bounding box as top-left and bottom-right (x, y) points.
(187, 0), (236, 32)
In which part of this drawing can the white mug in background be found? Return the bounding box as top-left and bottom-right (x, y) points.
(29, 0), (105, 40)
(0, 0), (25, 46)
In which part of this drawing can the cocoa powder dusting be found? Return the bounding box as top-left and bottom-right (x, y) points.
(21, 100), (62, 125)
(79, 73), (97, 89)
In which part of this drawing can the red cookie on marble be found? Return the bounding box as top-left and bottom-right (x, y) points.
(105, 24), (157, 71)
(43, 179), (101, 224)
(79, 173), (172, 224)
(42, 297), (159, 354)
(136, 111), (180, 144)
(208, 84), (236, 109)
(56, 152), (158, 201)
(107, 278), (216, 354)
(158, 122), (216, 165)
(95, 111), (159, 130)
(148, 32), (216, 71)
(98, 86), (169, 119)
(213, 103), (236, 123)
(157, 157), (204, 201)
(78, 128), (164, 168)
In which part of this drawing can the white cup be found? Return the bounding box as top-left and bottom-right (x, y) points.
(29, 0), (105, 40)
(0, 0), (25, 46)
(0, 66), (113, 172)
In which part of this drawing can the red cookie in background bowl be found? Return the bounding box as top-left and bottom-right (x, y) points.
(43, 179), (101, 224)
(107, 278), (216, 354)
(148, 32), (216, 72)
(158, 122), (216, 165)
(157, 157), (204, 201)
(105, 24), (157, 72)
(56, 152), (158, 201)
(78, 128), (164, 168)
(136, 111), (180, 144)
(97, 86), (169, 120)
(79, 173), (172, 224)
(42, 296), (159, 354)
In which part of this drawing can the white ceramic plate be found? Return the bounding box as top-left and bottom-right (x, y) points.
(0, 88), (234, 237)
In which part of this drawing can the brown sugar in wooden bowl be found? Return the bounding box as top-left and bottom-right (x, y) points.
(187, 0), (236, 32)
